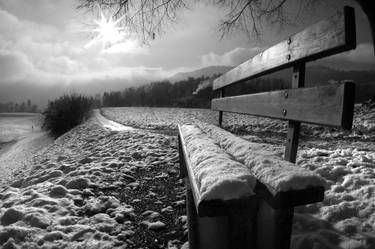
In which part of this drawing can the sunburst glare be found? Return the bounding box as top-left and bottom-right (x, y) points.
(84, 6), (127, 49)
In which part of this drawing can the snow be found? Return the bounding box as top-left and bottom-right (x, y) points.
(184, 123), (326, 193)
(0, 105), (374, 249)
(181, 124), (256, 201)
(0, 115), (186, 248)
(93, 109), (134, 131)
(293, 145), (375, 248)
(102, 105), (375, 142)
(0, 131), (53, 185)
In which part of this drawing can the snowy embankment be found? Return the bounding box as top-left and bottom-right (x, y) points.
(0, 114), (187, 249)
(0, 132), (53, 185)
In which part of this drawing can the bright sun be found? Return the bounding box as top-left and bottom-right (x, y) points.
(85, 8), (126, 49)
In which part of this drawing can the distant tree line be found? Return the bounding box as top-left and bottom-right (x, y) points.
(0, 100), (39, 113)
(101, 76), (289, 108)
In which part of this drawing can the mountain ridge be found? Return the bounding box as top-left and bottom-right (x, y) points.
(169, 64), (375, 84)
(168, 66), (232, 82)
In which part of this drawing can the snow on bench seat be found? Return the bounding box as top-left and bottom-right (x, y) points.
(200, 124), (326, 191)
(179, 123), (327, 211)
(198, 124), (327, 208)
(179, 125), (257, 216)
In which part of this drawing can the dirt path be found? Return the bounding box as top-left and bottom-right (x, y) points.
(93, 109), (134, 131)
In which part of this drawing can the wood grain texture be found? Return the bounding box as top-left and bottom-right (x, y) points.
(213, 6), (356, 90)
(212, 82), (355, 129)
(254, 182), (325, 209)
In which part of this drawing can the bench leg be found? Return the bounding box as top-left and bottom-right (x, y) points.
(178, 135), (187, 178)
(186, 179), (200, 249)
(186, 179), (257, 249)
(256, 200), (294, 249)
(196, 214), (256, 249)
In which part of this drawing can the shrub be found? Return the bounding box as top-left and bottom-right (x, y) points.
(43, 94), (94, 136)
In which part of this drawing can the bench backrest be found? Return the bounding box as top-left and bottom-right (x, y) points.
(212, 6), (356, 163)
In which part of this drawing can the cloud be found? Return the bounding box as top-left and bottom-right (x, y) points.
(102, 40), (150, 55)
(200, 47), (262, 67)
(0, 0), (77, 28)
(0, 50), (34, 80)
(0, 6), (170, 106)
(0, 6), (161, 79)
(332, 43), (374, 63)
(318, 43), (375, 71)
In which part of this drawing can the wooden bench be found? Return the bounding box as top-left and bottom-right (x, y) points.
(178, 6), (356, 249)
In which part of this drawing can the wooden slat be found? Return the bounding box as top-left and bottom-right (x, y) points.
(212, 82), (355, 130)
(213, 6), (356, 91)
(254, 182), (325, 209)
(178, 126), (258, 217)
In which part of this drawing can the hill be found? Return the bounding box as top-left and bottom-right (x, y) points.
(168, 66), (232, 82)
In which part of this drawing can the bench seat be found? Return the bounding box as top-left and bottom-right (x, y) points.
(179, 124), (257, 216)
(179, 124), (326, 215)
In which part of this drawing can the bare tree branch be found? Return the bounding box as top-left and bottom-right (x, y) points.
(77, 0), (187, 43)
(80, 0), (371, 46)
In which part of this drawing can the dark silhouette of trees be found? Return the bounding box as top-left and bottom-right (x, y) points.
(0, 100), (39, 113)
(101, 75), (288, 108)
(43, 94), (95, 136)
(102, 76), (212, 108)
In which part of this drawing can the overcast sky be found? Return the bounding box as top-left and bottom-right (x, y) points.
(0, 0), (374, 107)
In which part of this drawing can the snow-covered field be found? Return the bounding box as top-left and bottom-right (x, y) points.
(0, 106), (374, 248)
(102, 106), (375, 141)
(102, 106), (375, 248)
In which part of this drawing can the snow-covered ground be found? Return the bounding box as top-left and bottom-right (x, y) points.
(102, 106), (375, 248)
(102, 105), (375, 141)
(0, 106), (374, 248)
(0, 113), (53, 185)
(0, 115), (187, 249)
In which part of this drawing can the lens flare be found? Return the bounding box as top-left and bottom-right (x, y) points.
(85, 6), (126, 49)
